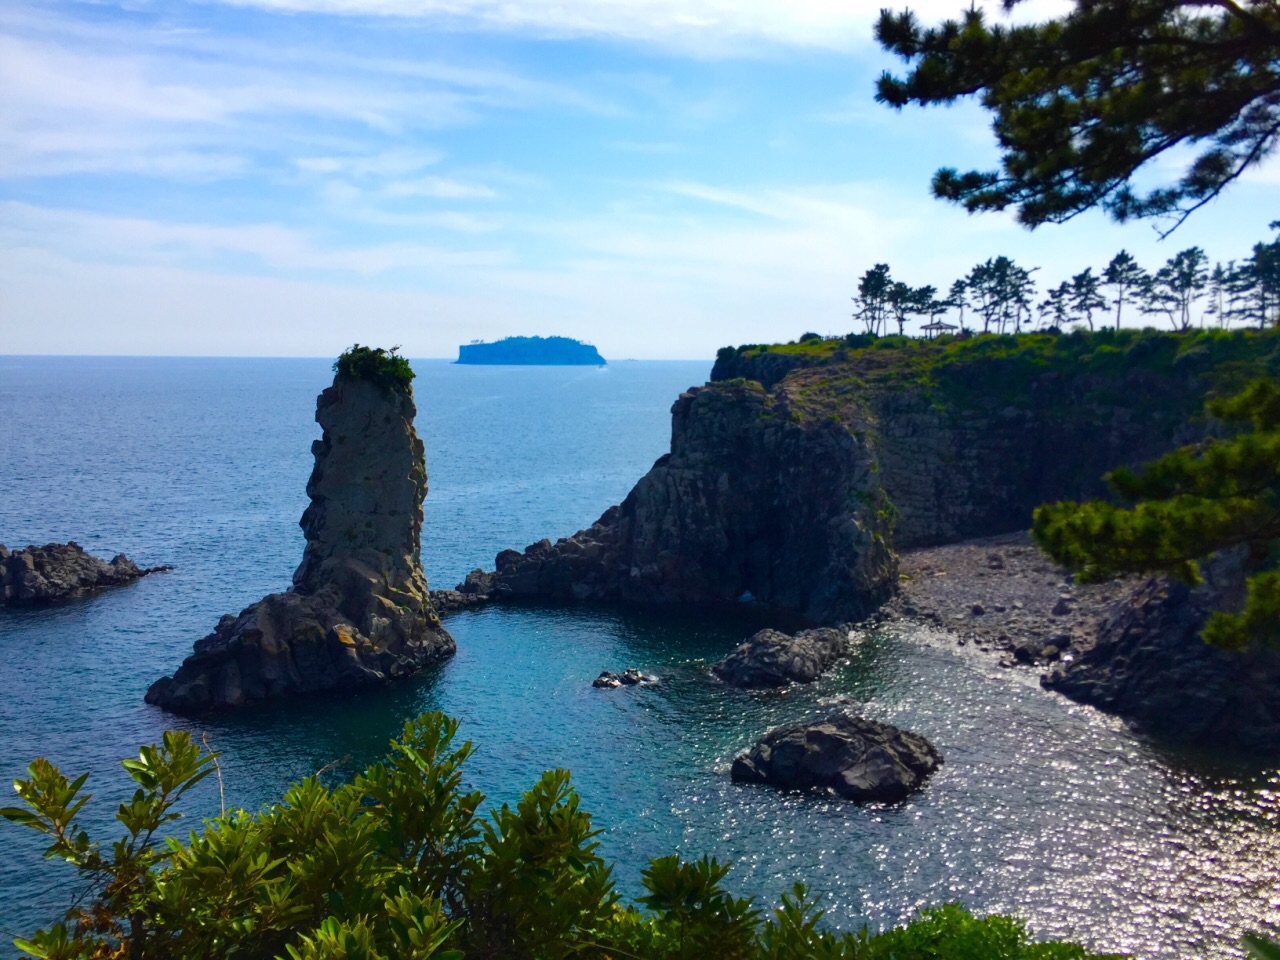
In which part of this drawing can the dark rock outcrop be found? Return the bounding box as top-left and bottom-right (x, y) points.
(458, 381), (897, 624)
(146, 374), (454, 714)
(428, 588), (490, 614)
(0, 542), (169, 605)
(711, 350), (820, 389)
(1042, 551), (1280, 753)
(731, 712), (943, 802)
(712, 627), (850, 688)
(592, 668), (656, 689)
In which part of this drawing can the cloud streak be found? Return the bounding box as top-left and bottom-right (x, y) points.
(203, 0), (1074, 53)
(0, 4), (616, 180)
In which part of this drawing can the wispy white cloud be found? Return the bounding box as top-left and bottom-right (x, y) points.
(0, 4), (616, 180)
(203, 0), (1075, 53)
(385, 176), (497, 199)
(0, 201), (509, 275)
(295, 150), (444, 178)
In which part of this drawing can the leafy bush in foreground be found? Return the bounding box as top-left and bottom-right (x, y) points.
(2, 712), (1128, 959)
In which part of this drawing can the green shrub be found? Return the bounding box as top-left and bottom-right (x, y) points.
(333, 344), (415, 393)
(3, 713), (1129, 960)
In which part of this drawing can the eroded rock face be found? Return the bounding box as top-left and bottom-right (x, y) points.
(146, 377), (454, 714)
(712, 627), (850, 688)
(1042, 551), (1280, 754)
(731, 712), (942, 803)
(458, 381), (897, 624)
(0, 542), (169, 605)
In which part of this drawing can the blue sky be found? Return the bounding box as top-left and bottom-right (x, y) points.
(2, 0), (1277, 359)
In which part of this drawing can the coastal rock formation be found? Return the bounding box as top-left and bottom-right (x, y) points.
(459, 380), (897, 624)
(712, 627), (850, 688)
(0, 542), (169, 605)
(146, 366), (454, 714)
(463, 332), (1259, 625)
(1042, 551), (1280, 753)
(710, 333), (1252, 549)
(731, 712), (942, 803)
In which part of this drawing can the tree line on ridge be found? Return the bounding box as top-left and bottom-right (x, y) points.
(852, 225), (1280, 338)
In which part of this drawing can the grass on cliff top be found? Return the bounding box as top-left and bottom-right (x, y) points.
(334, 344), (415, 392)
(720, 328), (1280, 409)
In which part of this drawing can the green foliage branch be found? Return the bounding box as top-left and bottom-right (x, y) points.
(1033, 378), (1280, 649)
(875, 0), (1280, 234)
(333, 345), (416, 393)
(3, 713), (1129, 960)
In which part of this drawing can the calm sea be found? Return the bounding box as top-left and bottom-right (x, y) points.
(0, 357), (1276, 956)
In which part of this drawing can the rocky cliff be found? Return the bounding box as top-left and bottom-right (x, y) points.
(147, 361), (453, 714)
(466, 330), (1278, 623)
(461, 379), (897, 623)
(1, 542), (168, 605)
(1042, 549), (1280, 753)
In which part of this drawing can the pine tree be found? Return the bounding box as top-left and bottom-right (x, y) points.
(1034, 379), (1280, 651)
(853, 264), (893, 335)
(1038, 282), (1072, 331)
(1144, 248), (1210, 330)
(1068, 268), (1108, 331)
(1102, 251), (1150, 330)
(875, 0), (1280, 234)
(967, 256), (1037, 333)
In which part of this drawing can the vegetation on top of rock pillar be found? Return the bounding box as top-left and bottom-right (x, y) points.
(1033, 378), (1280, 650)
(333, 344), (416, 393)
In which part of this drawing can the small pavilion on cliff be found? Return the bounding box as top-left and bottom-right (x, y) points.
(920, 320), (959, 340)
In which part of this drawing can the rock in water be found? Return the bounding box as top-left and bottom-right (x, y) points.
(0, 542), (169, 605)
(146, 363), (454, 714)
(712, 627), (849, 688)
(731, 712), (942, 803)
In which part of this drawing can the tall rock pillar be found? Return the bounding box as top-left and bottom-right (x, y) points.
(147, 351), (454, 713)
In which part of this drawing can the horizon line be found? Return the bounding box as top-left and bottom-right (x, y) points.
(0, 353), (714, 362)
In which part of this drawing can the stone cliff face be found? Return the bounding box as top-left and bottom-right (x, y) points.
(466, 331), (1271, 627)
(147, 376), (453, 714)
(463, 380), (897, 624)
(856, 369), (1203, 549)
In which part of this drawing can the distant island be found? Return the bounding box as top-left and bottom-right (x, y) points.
(456, 336), (606, 366)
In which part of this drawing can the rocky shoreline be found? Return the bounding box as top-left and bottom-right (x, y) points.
(1, 542), (170, 605)
(876, 531), (1134, 669)
(874, 532), (1279, 754)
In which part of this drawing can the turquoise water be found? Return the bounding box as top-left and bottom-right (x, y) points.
(0, 357), (1276, 956)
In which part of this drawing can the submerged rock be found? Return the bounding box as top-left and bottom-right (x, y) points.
(712, 627), (849, 688)
(1042, 550), (1280, 754)
(146, 361), (454, 714)
(731, 712), (942, 803)
(0, 542), (169, 605)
